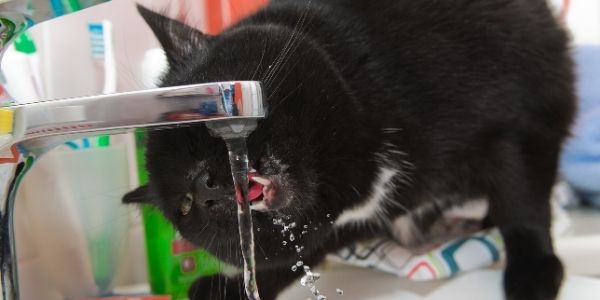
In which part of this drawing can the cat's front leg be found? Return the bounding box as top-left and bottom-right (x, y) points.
(188, 266), (304, 300)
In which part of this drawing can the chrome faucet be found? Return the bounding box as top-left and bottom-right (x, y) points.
(0, 2), (266, 300)
(0, 82), (265, 299)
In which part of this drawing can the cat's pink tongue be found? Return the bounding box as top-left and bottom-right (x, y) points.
(248, 173), (264, 202)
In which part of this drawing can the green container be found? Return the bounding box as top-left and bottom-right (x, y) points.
(135, 130), (222, 300)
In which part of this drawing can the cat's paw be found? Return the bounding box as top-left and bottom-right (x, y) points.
(504, 254), (564, 300)
(188, 275), (243, 300)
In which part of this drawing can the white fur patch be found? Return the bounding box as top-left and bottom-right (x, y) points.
(391, 198), (489, 245)
(334, 166), (398, 226)
(443, 199), (488, 219)
(391, 214), (419, 245)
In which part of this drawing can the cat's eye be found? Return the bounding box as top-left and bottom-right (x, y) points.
(180, 193), (193, 216)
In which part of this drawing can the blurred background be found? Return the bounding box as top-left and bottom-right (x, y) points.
(0, 0), (599, 299)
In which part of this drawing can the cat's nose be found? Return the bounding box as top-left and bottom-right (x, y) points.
(195, 176), (232, 208)
(204, 176), (217, 189)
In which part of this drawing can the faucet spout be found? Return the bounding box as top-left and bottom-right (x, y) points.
(0, 81), (265, 153)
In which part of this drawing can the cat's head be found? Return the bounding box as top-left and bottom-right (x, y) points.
(124, 5), (374, 266)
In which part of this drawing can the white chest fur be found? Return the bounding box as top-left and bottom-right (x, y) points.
(334, 166), (399, 227)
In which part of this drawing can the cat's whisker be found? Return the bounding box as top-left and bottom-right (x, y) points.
(251, 39), (268, 80)
(255, 234), (268, 260)
(265, 80), (303, 117)
(208, 272), (215, 299)
(261, 0), (313, 86)
(206, 231), (218, 256)
(263, 14), (314, 91)
(262, 14), (303, 84)
(382, 128), (403, 134)
(266, 55), (304, 100)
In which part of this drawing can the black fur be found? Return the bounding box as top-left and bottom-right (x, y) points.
(125, 1), (575, 299)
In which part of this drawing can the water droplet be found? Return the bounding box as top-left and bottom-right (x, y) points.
(336, 288), (344, 295)
(314, 227), (318, 231)
(326, 214), (331, 218)
(317, 296), (327, 300)
(296, 261), (304, 267)
(300, 276), (310, 286)
(282, 241), (287, 246)
(290, 222), (297, 228)
(330, 221), (334, 224)
(289, 233), (296, 241)
(257, 227), (261, 232)
(303, 265), (310, 272)
(291, 265), (298, 271)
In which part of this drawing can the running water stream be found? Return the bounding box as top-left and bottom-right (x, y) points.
(225, 137), (261, 300)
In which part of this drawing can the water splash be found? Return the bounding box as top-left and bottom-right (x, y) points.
(300, 265), (327, 300)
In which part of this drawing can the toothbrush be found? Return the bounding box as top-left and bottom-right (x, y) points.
(100, 20), (116, 95)
(49, 0), (66, 16)
(62, 0), (81, 12)
(88, 20), (116, 147)
(88, 20), (116, 94)
(14, 32), (45, 100)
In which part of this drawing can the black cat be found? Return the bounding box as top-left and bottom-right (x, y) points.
(124, 1), (575, 299)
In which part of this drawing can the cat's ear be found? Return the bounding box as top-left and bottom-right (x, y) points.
(123, 185), (153, 204)
(137, 4), (207, 67)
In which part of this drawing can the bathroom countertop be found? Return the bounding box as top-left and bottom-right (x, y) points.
(278, 262), (600, 300)
(5, 260), (595, 299)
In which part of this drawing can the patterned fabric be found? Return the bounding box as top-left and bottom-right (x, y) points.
(332, 229), (504, 281)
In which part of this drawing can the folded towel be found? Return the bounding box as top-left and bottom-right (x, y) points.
(331, 187), (571, 281)
(331, 229), (503, 281)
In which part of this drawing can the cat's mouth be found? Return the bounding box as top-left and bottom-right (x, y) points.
(248, 171), (279, 211)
